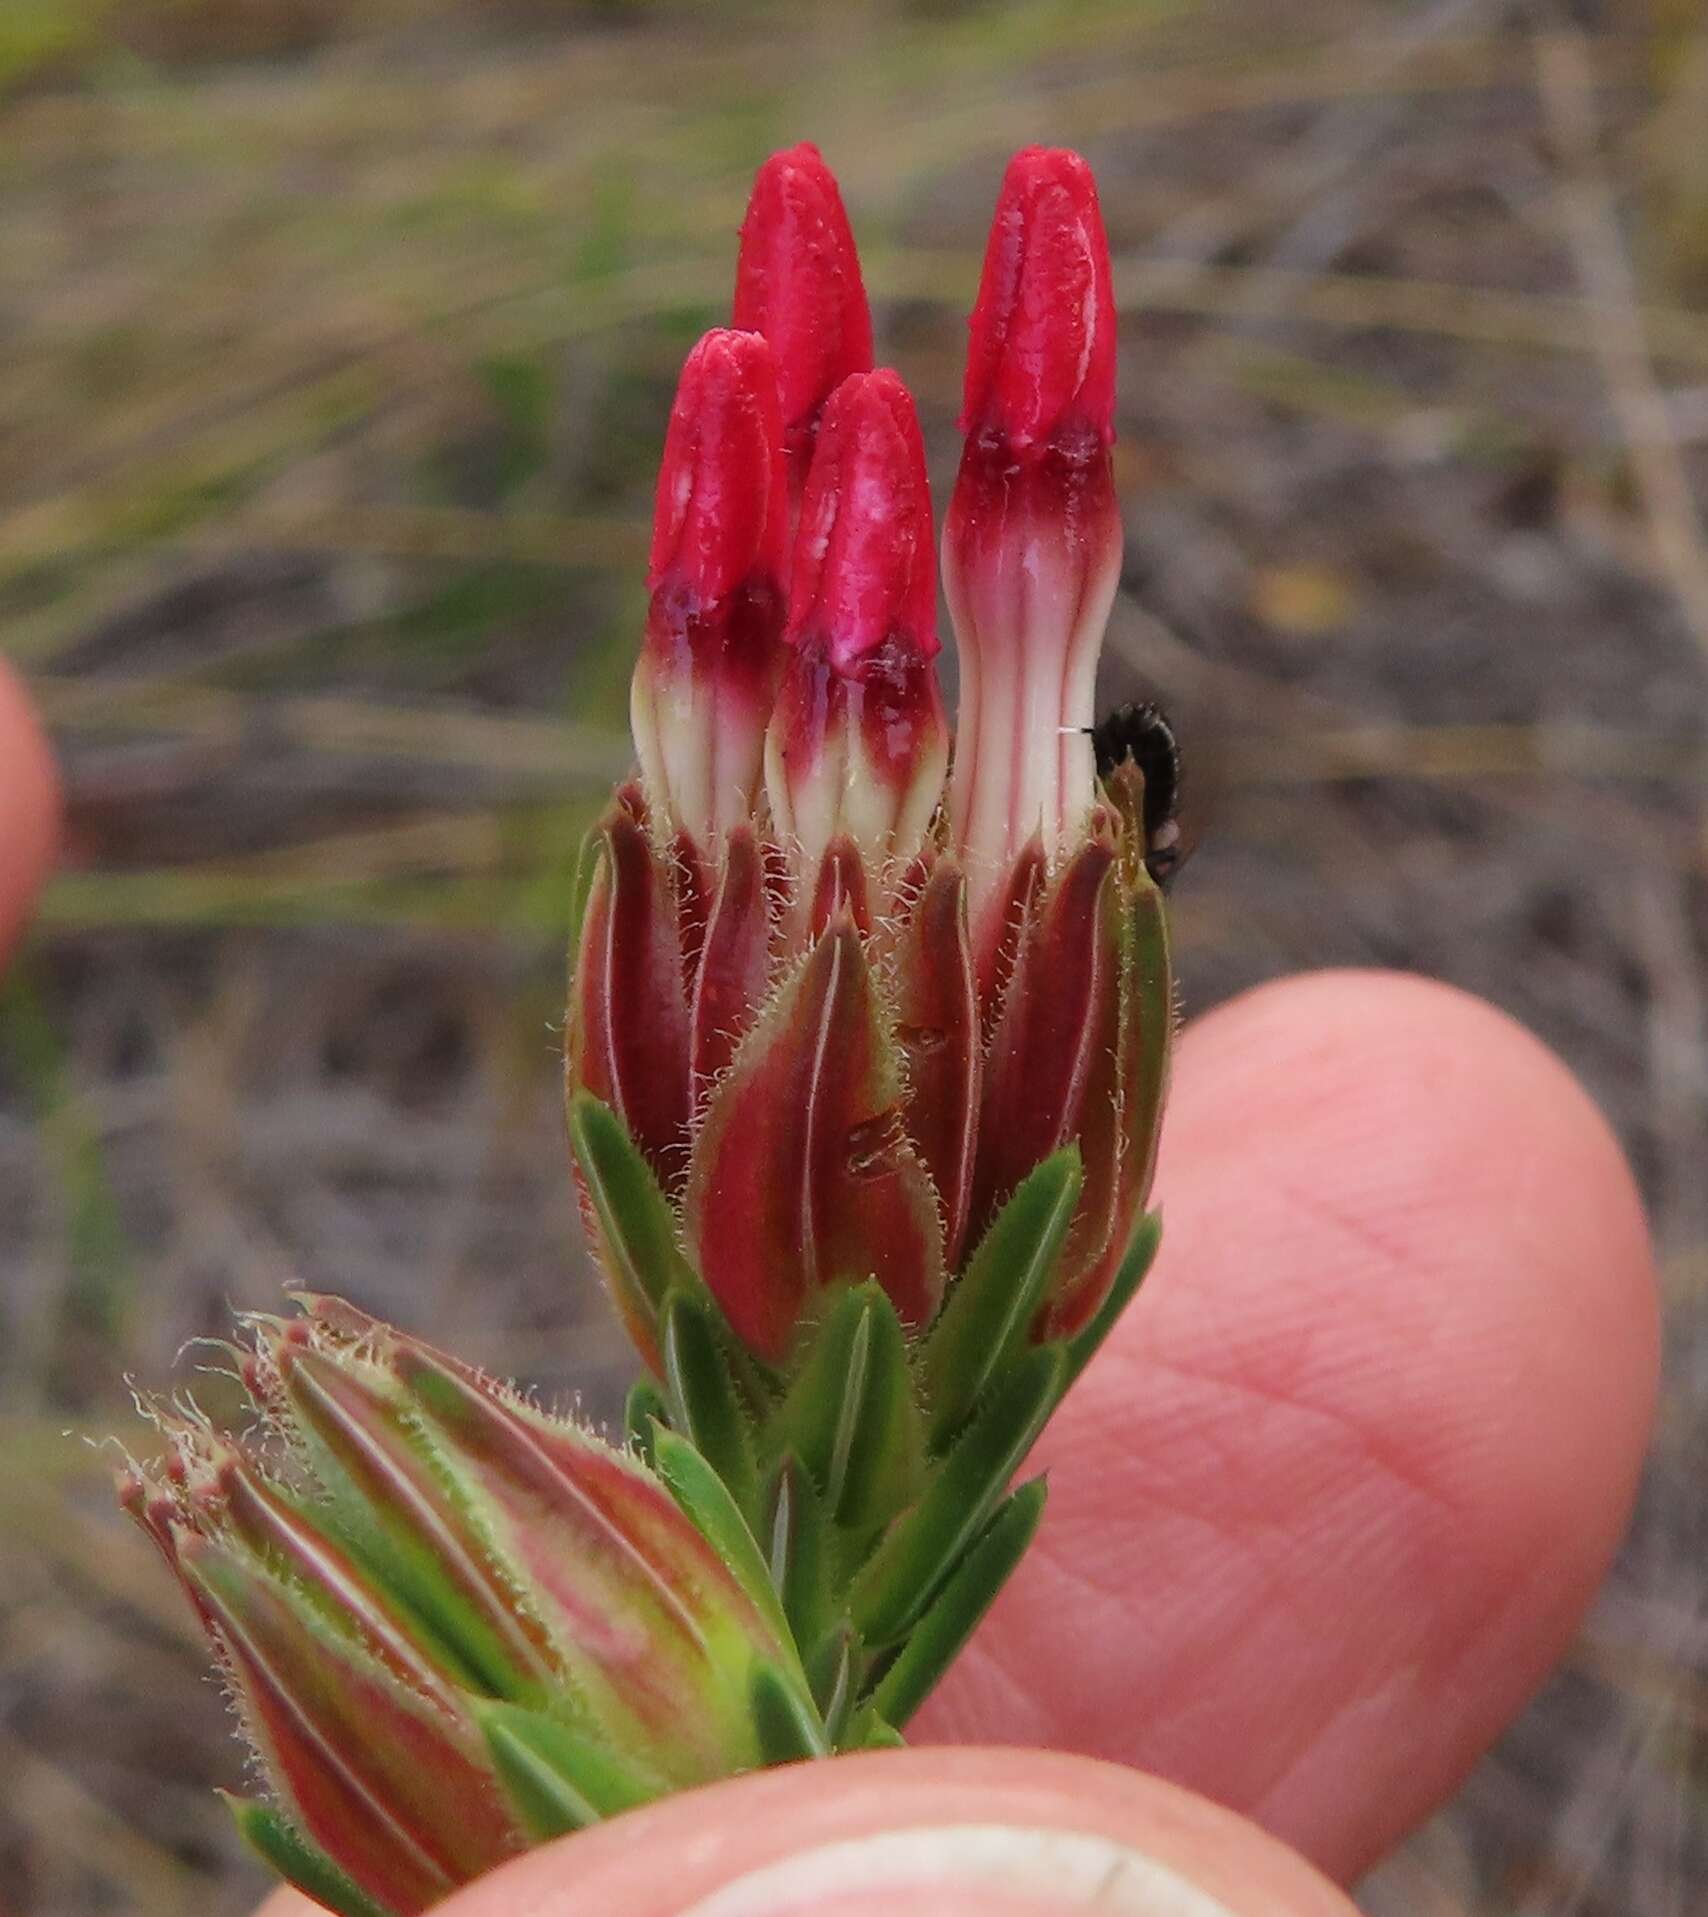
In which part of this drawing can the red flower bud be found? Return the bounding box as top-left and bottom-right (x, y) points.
(959, 146), (1116, 455)
(734, 144), (874, 480)
(648, 329), (788, 605)
(636, 330), (789, 842)
(787, 370), (938, 672)
(121, 1304), (807, 1913)
(945, 149), (1123, 959)
(765, 372), (947, 880)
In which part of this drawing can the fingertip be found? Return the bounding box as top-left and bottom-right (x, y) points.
(924, 969), (1657, 1880)
(1163, 974), (1659, 1869)
(1165, 968), (1659, 1548)
(427, 1749), (1354, 1917)
(0, 658), (61, 956)
(253, 1894), (318, 1917)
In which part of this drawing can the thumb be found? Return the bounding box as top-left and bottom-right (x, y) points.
(256, 1748), (1357, 1916)
(0, 659), (59, 960)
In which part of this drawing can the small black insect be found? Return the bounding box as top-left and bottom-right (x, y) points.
(1089, 700), (1184, 886)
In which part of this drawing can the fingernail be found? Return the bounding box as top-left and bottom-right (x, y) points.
(678, 1822), (1241, 1916)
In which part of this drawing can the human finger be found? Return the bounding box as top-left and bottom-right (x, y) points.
(0, 657), (60, 957)
(255, 1746), (1356, 1917)
(918, 971), (1658, 1882)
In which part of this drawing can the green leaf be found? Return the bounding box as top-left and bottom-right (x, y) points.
(832, 1294), (924, 1537)
(649, 1424), (797, 1660)
(921, 1149), (1083, 1451)
(481, 1717), (594, 1838)
(1059, 1212), (1162, 1398)
(867, 1480), (1048, 1731)
(1126, 881), (1173, 1204)
(768, 1283), (923, 1538)
(841, 1703), (906, 1751)
(624, 1377), (670, 1464)
(770, 1288), (867, 1500)
(567, 1092), (696, 1331)
(222, 1795), (394, 1917)
(819, 1631), (855, 1745)
(749, 1657), (829, 1763)
(477, 1702), (655, 1839)
(766, 1457), (837, 1700)
(850, 1345), (1065, 1648)
(660, 1291), (759, 1519)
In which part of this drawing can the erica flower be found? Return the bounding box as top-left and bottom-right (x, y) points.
(734, 141), (874, 502)
(944, 146), (1123, 966)
(764, 368), (949, 893)
(630, 327), (789, 849)
(129, 141), (1177, 1917)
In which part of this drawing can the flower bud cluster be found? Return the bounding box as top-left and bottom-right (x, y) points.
(572, 141), (1168, 1365)
(122, 1300), (804, 1915)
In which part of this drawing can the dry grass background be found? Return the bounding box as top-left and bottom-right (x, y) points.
(3, 0), (1708, 1910)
